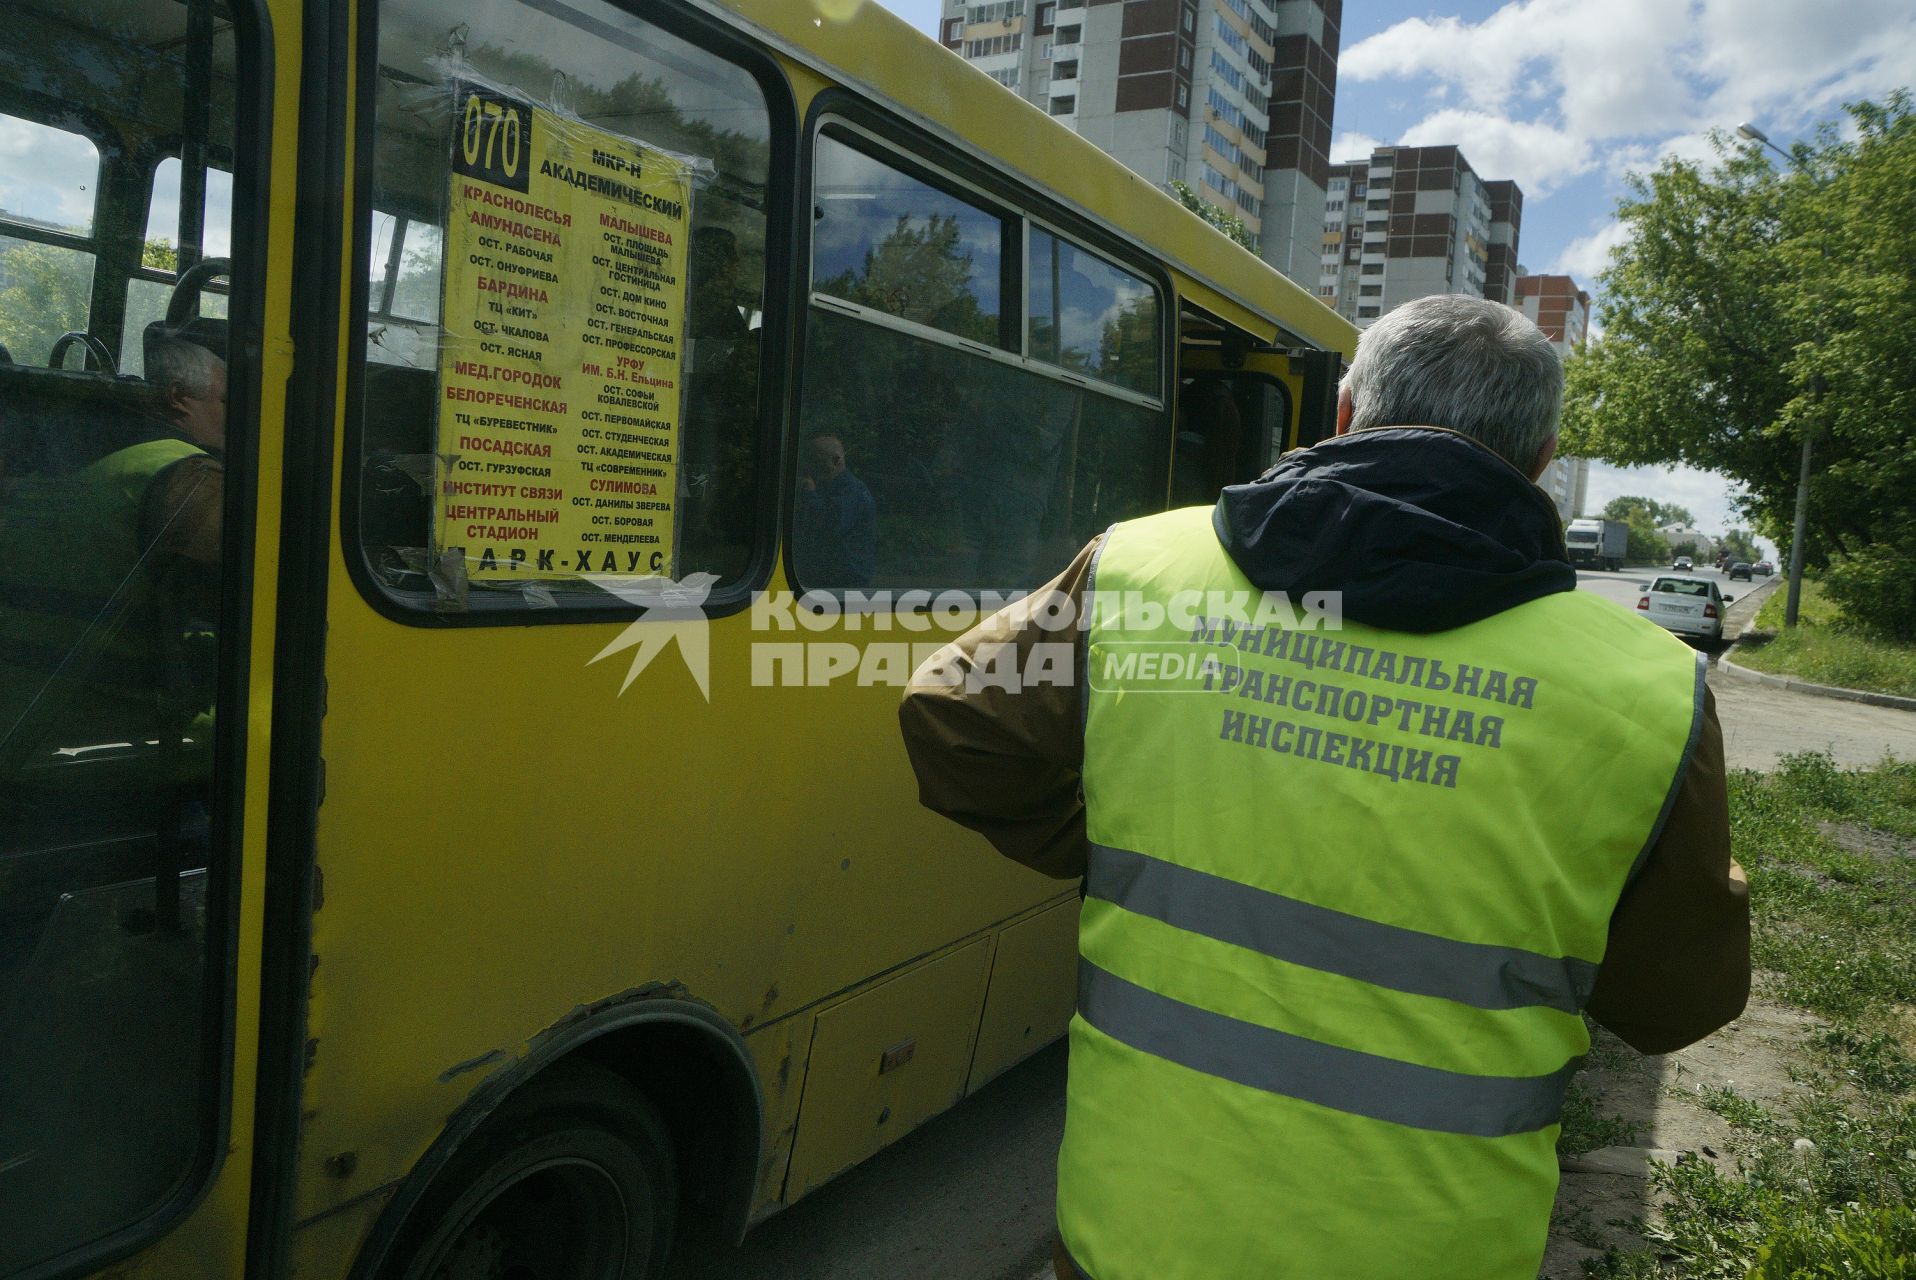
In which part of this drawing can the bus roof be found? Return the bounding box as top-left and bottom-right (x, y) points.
(712, 0), (1358, 360)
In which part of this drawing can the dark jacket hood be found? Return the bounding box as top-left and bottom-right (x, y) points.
(1211, 427), (1575, 634)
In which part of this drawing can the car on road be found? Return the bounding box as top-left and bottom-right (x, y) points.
(1755, 561), (1775, 576)
(1638, 575), (1735, 642)
(1674, 555), (1694, 570)
(1729, 562), (1753, 581)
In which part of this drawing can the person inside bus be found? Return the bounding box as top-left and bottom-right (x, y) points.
(793, 433), (876, 589)
(682, 224), (760, 571)
(687, 225), (749, 342)
(0, 334), (226, 763)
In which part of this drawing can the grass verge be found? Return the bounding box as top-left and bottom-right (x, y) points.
(1582, 752), (1916, 1278)
(1734, 578), (1916, 699)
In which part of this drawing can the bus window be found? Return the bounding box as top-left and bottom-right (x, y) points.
(812, 131), (1004, 348)
(122, 158), (234, 376)
(0, 116), (101, 367)
(796, 133), (1165, 594)
(356, 0), (777, 607)
(1028, 227), (1159, 397)
(0, 0), (251, 1270)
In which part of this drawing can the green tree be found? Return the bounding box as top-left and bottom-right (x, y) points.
(1168, 180), (1257, 252)
(1719, 528), (1761, 564)
(142, 238), (179, 272)
(1602, 494), (1689, 563)
(1603, 495), (1694, 528)
(1563, 93), (1916, 636)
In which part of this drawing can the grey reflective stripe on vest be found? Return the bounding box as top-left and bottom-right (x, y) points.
(1088, 842), (1599, 1012)
(1079, 959), (1580, 1138)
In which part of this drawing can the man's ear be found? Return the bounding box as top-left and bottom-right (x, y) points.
(163, 380), (191, 417)
(1335, 385), (1354, 437)
(1527, 432), (1559, 483)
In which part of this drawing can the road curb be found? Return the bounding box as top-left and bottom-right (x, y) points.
(1717, 649), (1916, 713)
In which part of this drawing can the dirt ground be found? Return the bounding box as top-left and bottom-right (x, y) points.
(1541, 995), (1824, 1277)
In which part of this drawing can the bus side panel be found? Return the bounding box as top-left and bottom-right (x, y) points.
(966, 896), (1080, 1095)
(783, 937), (992, 1201)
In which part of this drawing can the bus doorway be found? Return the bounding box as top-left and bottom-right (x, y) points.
(1173, 320), (1341, 508)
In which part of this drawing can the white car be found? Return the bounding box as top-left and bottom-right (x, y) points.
(1637, 575), (1733, 642)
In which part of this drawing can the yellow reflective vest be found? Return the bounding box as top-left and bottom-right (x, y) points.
(1061, 506), (1704, 1280)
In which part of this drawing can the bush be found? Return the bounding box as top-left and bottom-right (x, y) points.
(1821, 534), (1916, 640)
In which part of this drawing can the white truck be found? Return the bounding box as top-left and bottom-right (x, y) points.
(1565, 517), (1628, 571)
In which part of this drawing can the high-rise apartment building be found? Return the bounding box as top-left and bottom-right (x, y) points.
(1515, 273), (1594, 522)
(1259, 1), (1339, 285)
(1317, 146), (1523, 326)
(941, 0), (1341, 290)
(1514, 272), (1591, 347)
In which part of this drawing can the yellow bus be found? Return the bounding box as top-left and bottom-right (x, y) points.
(0, 0), (1356, 1275)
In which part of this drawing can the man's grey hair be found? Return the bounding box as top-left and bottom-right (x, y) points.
(146, 336), (224, 397)
(1341, 295), (1563, 469)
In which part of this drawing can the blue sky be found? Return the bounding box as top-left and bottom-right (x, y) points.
(877, 0), (1916, 549)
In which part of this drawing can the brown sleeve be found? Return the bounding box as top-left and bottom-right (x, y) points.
(1583, 686), (1750, 1054)
(141, 455), (224, 566)
(897, 539), (1098, 880)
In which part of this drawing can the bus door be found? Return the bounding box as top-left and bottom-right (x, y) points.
(1173, 343), (1340, 507)
(0, 0), (274, 1274)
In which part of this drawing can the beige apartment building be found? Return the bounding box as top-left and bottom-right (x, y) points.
(942, 0), (1341, 289)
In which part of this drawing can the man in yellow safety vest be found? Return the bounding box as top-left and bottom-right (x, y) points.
(899, 295), (1748, 1280)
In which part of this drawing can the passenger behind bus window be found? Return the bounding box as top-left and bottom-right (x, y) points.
(687, 226), (749, 342)
(680, 225), (761, 578)
(794, 433), (876, 590)
(0, 334), (226, 766)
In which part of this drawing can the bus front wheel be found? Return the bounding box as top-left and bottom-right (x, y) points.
(391, 1060), (678, 1280)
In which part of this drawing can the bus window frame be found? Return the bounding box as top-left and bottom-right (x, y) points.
(0, 0), (272, 1275)
(139, 142), (241, 267)
(339, 0), (802, 629)
(789, 87), (1176, 606)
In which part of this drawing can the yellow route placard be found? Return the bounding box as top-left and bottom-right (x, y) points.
(434, 80), (695, 584)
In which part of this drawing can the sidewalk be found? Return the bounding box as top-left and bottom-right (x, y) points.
(1708, 668), (1916, 770)
(1706, 576), (1915, 770)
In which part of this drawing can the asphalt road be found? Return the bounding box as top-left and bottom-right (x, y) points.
(1574, 562), (1775, 621)
(665, 1044), (1066, 1280)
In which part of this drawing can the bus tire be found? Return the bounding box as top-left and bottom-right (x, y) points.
(387, 1059), (678, 1280)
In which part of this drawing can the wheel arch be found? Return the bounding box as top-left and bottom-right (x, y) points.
(348, 988), (764, 1280)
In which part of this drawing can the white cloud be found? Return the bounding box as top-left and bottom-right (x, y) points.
(1398, 110), (1595, 196)
(1330, 131), (1383, 163)
(1549, 219), (1631, 283)
(1340, 0), (1916, 206)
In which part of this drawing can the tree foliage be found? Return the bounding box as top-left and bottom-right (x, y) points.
(1719, 528), (1761, 565)
(1603, 494), (1691, 563)
(1563, 93), (1916, 636)
(1168, 180), (1257, 252)
(1603, 495), (1693, 528)
(0, 238), (93, 363)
